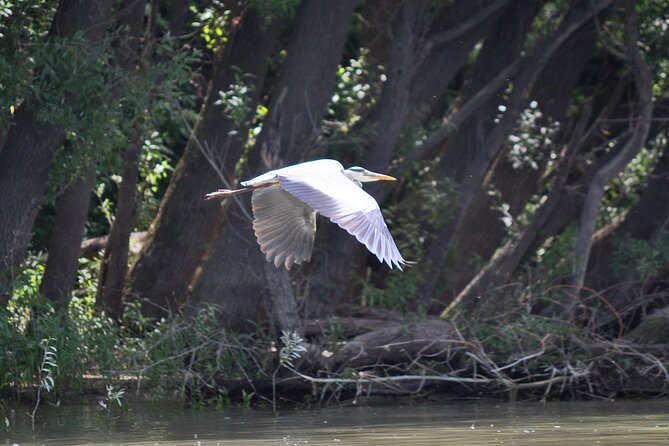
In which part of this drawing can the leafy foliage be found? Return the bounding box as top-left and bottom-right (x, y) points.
(0, 257), (273, 407)
(279, 330), (306, 368)
(216, 69), (257, 125)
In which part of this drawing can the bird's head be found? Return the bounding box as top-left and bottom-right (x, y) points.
(344, 166), (396, 184)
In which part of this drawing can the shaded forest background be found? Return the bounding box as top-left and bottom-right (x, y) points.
(1, 0), (669, 405)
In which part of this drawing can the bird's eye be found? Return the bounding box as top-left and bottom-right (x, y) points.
(349, 167), (364, 172)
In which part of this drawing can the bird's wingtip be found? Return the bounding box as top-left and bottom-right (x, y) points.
(391, 258), (414, 270)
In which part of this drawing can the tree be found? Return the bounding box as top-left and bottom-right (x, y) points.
(416, 0), (614, 308)
(4, 0), (669, 349)
(125, 7), (282, 317)
(572, 0), (653, 289)
(40, 0), (147, 306)
(0, 0), (114, 298)
(190, 0), (357, 333)
(304, 0), (511, 312)
(97, 0), (192, 319)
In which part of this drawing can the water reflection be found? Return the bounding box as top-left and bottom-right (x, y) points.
(5, 399), (669, 445)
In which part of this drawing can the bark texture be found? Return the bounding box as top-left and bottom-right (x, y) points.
(39, 172), (96, 303)
(126, 10), (280, 317)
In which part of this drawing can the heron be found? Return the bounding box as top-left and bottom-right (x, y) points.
(206, 159), (405, 270)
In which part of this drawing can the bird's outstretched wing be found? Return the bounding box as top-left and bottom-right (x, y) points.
(251, 185), (317, 269)
(276, 162), (405, 269)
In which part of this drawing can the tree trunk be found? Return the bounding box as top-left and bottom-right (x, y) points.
(125, 10), (281, 317)
(572, 2), (653, 288)
(39, 172), (96, 303)
(362, 0), (430, 171)
(191, 0), (356, 334)
(409, 0), (506, 123)
(253, 0), (357, 165)
(38, 0), (146, 307)
(587, 105), (669, 290)
(98, 132), (143, 319)
(97, 0), (178, 320)
(0, 107), (64, 273)
(0, 0), (112, 295)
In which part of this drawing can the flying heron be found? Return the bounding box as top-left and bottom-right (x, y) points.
(206, 159), (405, 270)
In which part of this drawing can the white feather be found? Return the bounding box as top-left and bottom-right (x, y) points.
(251, 185), (316, 270)
(272, 159), (405, 269)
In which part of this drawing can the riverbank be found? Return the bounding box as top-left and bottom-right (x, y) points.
(2, 295), (668, 412)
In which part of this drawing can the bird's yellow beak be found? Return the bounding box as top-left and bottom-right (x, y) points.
(367, 172), (396, 181)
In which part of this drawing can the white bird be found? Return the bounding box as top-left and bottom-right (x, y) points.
(206, 159), (405, 270)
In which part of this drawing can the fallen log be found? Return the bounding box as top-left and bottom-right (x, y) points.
(328, 318), (465, 369)
(305, 317), (398, 338)
(80, 231), (147, 258)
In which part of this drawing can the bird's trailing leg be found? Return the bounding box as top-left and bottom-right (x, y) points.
(204, 187), (254, 200)
(205, 182), (275, 200)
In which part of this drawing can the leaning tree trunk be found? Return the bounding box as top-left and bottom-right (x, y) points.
(416, 0), (613, 309)
(408, 0), (507, 124)
(190, 0), (356, 334)
(0, 0), (113, 296)
(415, 0), (543, 309)
(442, 22), (596, 304)
(572, 1), (653, 289)
(125, 9), (281, 318)
(445, 100), (594, 316)
(97, 0), (181, 319)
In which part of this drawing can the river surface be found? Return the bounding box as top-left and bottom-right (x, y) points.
(4, 399), (669, 445)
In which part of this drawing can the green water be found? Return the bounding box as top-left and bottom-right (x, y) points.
(4, 399), (669, 445)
